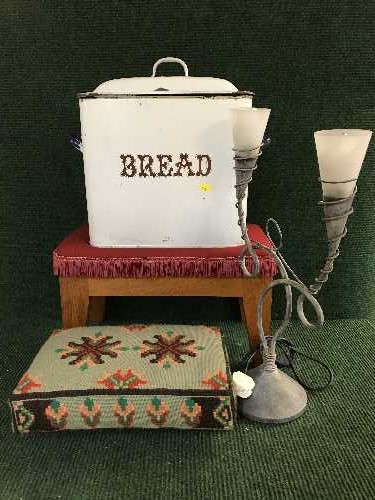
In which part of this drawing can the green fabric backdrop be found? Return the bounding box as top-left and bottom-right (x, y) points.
(0, 0), (374, 323)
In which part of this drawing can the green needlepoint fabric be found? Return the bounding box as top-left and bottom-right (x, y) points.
(10, 325), (235, 432)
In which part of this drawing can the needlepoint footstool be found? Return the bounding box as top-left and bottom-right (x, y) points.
(53, 224), (276, 349)
(11, 324), (236, 432)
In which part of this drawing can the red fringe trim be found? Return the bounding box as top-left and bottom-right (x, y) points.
(53, 252), (277, 279)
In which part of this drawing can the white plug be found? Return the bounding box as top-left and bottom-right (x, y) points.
(232, 371), (255, 398)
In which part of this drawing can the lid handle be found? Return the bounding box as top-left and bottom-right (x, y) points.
(152, 57), (189, 77)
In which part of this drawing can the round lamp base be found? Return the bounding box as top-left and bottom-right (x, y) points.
(238, 365), (307, 424)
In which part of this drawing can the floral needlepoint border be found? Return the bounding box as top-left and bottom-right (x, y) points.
(80, 398), (102, 428)
(96, 369), (148, 389)
(180, 399), (203, 427)
(45, 400), (68, 430)
(202, 370), (229, 390)
(146, 397), (170, 427)
(14, 373), (42, 395)
(213, 398), (233, 429)
(113, 397), (136, 428)
(12, 402), (35, 432)
(11, 396), (234, 432)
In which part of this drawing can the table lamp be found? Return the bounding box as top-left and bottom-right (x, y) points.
(231, 109), (372, 423)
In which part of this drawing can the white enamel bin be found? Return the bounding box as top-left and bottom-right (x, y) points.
(78, 57), (253, 247)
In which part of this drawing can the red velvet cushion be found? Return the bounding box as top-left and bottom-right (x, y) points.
(53, 224), (276, 278)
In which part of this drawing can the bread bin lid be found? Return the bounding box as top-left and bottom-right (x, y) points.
(79, 57), (253, 98)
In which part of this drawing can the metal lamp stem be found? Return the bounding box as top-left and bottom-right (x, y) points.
(233, 151), (260, 276)
(233, 148), (357, 423)
(309, 185), (356, 295)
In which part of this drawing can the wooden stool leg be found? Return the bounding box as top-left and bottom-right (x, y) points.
(59, 278), (89, 329)
(88, 296), (106, 323)
(239, 278), (272, 351)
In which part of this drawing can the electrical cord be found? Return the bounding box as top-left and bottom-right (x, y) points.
(233, 337), (333, 392)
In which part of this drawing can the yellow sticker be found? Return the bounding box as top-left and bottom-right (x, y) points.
(200, 183), (212, 193)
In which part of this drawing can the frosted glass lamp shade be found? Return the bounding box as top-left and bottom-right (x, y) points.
(314, 129), (372, 199)
(231, 108), (271, 157)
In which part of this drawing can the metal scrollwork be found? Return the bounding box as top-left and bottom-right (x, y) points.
(233, 149), (356, 360)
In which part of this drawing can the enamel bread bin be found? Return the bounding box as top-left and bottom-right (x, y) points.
(78, 57), (253, 247)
